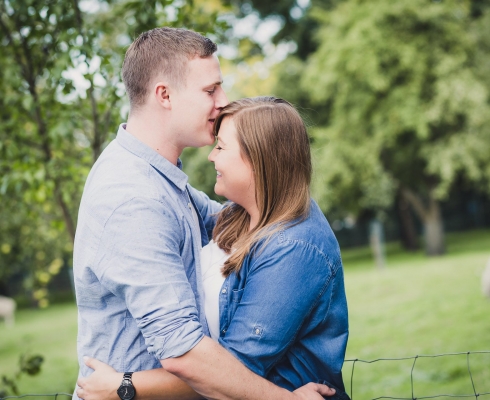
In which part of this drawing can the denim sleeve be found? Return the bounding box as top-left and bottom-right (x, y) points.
(188, 185), (222, 237)
(219, 240), (348, 377)
(94, 196), (204, 360)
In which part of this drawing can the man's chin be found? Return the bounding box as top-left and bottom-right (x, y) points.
(189, 131), (215, 148)
(201, 134), (216, 147)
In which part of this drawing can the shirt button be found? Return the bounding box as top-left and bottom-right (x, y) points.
(255, 328), (260, 335)
(222, 329), (226, 334)
(221, 288), (227, 294)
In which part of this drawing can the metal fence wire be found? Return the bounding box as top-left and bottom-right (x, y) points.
(1, 351), (489, 400)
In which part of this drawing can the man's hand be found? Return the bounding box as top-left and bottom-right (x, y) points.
(293, 382), (336, 399)
(76, 356), (122, 400)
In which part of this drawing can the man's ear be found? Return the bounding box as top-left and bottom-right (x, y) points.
(154, 82), (171, 109)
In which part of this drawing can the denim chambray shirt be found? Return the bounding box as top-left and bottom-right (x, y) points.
(218, 200), (349, 392)
(73, 124), (221, 392)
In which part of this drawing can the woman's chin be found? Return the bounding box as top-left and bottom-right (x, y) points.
(213, 184), (223, 197)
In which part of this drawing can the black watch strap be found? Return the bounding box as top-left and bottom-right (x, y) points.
(123, 372), (133, 382)
(117, 372), (135, 400)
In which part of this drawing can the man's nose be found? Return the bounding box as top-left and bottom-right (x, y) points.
(215, 86), (229, 110)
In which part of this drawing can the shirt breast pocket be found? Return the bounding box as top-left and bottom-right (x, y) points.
(227, 288), (245, 321)
(231, 288), (244, 303)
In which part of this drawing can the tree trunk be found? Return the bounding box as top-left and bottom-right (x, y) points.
(424, 196), (445, 255)
(400, 187), (445, 256)
(369, 218), (386, 269)
(395, 191), (420, 251)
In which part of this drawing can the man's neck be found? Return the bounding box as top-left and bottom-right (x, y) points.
(125, 112), (182, 166)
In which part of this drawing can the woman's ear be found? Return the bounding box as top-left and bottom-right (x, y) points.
(154, 82), (171, 109)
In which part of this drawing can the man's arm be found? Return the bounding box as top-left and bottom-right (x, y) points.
(76, 341), (334, 400)
(76, 357), (201, 400)
(160, 240), (346, 399)
(96, 197), (205, 361)
(162, 336), (335, 400)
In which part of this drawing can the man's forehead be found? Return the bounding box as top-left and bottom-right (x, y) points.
(187, 55), (222, 79)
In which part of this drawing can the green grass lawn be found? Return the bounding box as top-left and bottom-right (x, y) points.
(0, 229), (489, 399)
(343, 228), (490, 399)
(0, 303), (78, 397)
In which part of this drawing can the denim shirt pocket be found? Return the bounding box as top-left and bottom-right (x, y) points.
(225, 288), (245, 325)
(231, 288), (244, 303)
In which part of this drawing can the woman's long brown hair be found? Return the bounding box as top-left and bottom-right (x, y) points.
(212, 97), (312, 277)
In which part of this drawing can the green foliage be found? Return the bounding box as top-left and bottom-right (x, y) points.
(0, 353), (44, 396)
(225, 0), (342, 59)
(302, 0), (490, 210)
(269, 0), (490, 254)
(0, 0), (230, 304)
(0, 0), (90, 304)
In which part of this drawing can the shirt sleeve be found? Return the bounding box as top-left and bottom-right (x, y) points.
(187, 185), (223, 238)
(219, 239), (347, 376)
(93, 196), (204, 360)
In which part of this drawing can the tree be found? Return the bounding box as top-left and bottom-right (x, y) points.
(224, 0), (344, 60)
(301, 0), (490, 255)
(0, 0), (231, 304)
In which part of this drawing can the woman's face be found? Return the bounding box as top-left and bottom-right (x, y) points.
(208, 117), (256, 212)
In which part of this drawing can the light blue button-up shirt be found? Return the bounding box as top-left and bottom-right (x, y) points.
(73, 124), (221, 390)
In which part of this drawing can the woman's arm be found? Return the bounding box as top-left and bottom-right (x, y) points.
(76, 357), (201, 400)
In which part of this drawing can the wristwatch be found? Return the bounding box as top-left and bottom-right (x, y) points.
(117, 372), (136, 400)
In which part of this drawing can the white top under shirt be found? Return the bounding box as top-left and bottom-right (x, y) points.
(201, 240), (228, 341)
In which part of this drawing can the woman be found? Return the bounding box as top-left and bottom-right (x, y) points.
(77, 97), (349, 399)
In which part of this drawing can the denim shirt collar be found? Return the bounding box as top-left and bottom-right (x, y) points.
(116, 123), (189, 191)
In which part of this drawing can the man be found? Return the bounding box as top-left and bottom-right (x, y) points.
(74, 27), (335, 400)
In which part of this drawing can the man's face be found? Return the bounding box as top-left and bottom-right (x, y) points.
(169, 55), (228, 149)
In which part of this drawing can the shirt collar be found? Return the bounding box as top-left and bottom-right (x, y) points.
(116, 123), (188, 191)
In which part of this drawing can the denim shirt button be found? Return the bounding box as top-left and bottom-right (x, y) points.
(221, 288), (227, 294)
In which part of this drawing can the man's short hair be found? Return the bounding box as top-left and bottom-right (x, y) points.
(122, 27), (217, 109)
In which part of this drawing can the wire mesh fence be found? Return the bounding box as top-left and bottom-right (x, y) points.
(1, 351), (489, 400)
(343, 351), (490, 400)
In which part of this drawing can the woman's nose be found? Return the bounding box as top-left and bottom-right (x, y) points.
(208, 149), (215, 162)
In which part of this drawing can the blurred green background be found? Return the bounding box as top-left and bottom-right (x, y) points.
(1, 0), (490, 397)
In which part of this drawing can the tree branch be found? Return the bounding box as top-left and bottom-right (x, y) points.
(400, 187), (429, 222)
(72, 0), (105, 163)
(54, 182), (76, 242)
(0, 6), (30, 84)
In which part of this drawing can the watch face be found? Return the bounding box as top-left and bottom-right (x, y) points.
(117, 384), (135, 400)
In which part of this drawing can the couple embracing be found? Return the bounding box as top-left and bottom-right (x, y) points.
(73, 27), (349, 400)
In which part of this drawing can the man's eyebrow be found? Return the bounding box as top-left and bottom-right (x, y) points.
(206, 80), (223, 87)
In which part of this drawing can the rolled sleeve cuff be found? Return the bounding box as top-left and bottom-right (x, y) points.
(147, 319), (204, 360)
